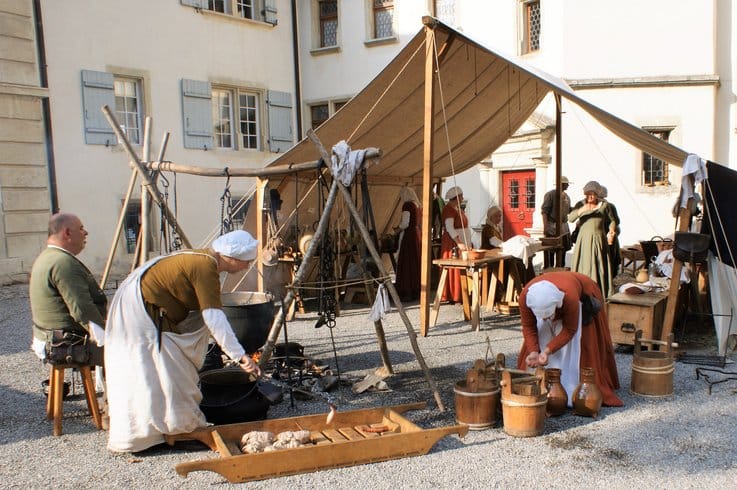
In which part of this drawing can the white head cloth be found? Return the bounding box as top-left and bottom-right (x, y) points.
(400, 186), (420, 205)
(212, 230), (258, 261)
(526, 280), (565, 320)
(582, 180), (601, 195)
(445, 186), (463, 201)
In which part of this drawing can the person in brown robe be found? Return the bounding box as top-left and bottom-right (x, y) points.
(440, 186), (471, 303)
(516, 271), (623, 407)
(395, 186), (422, 300)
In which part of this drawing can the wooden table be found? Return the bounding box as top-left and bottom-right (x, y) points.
(428, 250), (513, 335)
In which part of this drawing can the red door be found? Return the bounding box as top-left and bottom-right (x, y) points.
(501, 170), (536, 240)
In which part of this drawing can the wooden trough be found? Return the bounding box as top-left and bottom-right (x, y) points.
(166, 402), (467, 483)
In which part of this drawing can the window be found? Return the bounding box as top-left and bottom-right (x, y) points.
(521, 0), (541, 54)
(309, 100), (348, 129)
(123, 201), (141, 254)
(373, 0), (394, 38)
(509, 179), (520, 208)
(310, 103), (329, 129)
(642, 129), (672, 186)
(113, 77), (143, 145)
(183, 0), (278, 24)
(211, 87), (261, 150)
(434, 0), (455, 25)
(525, 178), (535, 208)
(319, 0), (338, 47)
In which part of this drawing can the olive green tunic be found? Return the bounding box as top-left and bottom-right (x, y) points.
(568, 201), (618, 297)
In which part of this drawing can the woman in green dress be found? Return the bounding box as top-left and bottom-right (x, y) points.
(568, 181), (619, 297)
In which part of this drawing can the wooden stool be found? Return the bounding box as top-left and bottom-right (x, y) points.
(45, 363), (102, 436)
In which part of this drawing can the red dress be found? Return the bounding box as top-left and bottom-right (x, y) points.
(440, 204), (469, 303)
(395, 201), (422, 300)
(516, 271), (623, 406)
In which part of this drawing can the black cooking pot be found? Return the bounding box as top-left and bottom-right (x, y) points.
(221, 292), (277, 354)
(199, 367), (269, 425)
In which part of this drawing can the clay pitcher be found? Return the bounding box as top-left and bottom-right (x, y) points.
(545, 368), (568, 417)
(572, 367), (603, 418)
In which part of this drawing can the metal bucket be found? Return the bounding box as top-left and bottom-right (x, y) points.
(199, 367), (269, 425)
(221, 292), (276, 354)
(500, 368), (547, 437)
(454, 380), (500, 430)
(631, 331), (674, 397)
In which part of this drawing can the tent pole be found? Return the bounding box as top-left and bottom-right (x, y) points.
(256, 178), (267, 292)
(306, 130), (445, 411)
(554, 94), (564, 265)
(661, 198), (694, 341)
(419, 23), (437, 336)
(139, 116), (152, 266)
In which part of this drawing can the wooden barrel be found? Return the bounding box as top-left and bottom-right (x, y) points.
(631, 331), (675, 397)
(500, 368), (547, 437)
(454, 380), (500, 430)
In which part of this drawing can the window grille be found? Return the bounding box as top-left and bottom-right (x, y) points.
(236, 0), (254, 19)
(114, 77), (142, 145)
(642, 129), (671, 186)
(509, 180), (520, 208)
(434, 0), (455, 25)
(311, 103), (329, 129)
(212, 89), (234, 148)
(373, 0), (394, 38)
(319, 0), (338, 47)
(522, 0), (540, 54)
(525, 178), (536, 208)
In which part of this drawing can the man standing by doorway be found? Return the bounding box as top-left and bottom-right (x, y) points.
(541, 176), (572, 268)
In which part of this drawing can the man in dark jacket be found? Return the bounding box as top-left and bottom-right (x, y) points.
(29, 213), (106, 365)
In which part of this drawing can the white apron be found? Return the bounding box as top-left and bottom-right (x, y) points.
(105, 255), (210, 453)
(537, 302), (583, 407)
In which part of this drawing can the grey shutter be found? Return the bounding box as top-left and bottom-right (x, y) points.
(266, 90), (293, 153)
(263, 0), (277, 25)
(179, 0), (207, 8)
(181, 79), (213, 150)
(81, 70), (116, 145)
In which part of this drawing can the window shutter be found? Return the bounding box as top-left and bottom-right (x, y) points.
(266, 90), (293, 153)
(181, 79), (213, 150)
(81, 70), (116, 145)
(179, 0), (207, 8)
(263, 0), (278, 25)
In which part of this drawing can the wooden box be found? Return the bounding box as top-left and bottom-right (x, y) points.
(606, 292), (668, 346)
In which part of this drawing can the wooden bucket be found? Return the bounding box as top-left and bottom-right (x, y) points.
(454, 359), (500, 430)
(500, 368), (547, 437)
(631, 331), (676, 397)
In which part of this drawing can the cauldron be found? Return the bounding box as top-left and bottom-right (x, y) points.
(221, 292), (277, 354)
(199, 367), (270, 425)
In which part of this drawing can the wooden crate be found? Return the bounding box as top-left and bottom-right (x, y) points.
(606, 292), (668, 346)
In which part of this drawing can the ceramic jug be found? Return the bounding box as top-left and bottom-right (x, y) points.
(545, 368), (568, 417)
(572, 367), (603, 418)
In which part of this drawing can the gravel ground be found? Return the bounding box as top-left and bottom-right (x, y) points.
(1, 282), (736, 489)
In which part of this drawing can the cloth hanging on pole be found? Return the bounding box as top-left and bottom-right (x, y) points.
(331, 140), (367, 186)
(368, 283), (392, 322)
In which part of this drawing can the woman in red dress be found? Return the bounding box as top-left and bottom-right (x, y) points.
(517, 271), (623, 407)
(395, 186), (422, 300)
(440, 186), (471, 303)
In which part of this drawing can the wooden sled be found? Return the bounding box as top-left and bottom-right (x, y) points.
(166, 401), (467, 483)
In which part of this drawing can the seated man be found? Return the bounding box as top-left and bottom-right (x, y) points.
(29, 213), (106, 365)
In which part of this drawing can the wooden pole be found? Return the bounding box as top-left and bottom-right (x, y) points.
(307, 130), (445, 411)
(259, 177), (339, 366)
(256, 178), (267, 292)
(661, 199), (693, 341)
(139, 116), (152, 266)
(99, 170), (137, 288)
(101, 105), (192, 248)
(144, 148), (381, 178)
(419, 23), (437, 336)
(554, 94), (564, 266)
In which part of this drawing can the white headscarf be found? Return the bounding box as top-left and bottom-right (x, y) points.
(400, 186), (420, 205)
(211, 230), (258, 261)
(525, 280), (565, 320)
(445, 186), (463, 202)
(485, 206), (502, 227)
(582, 180), (601, 195)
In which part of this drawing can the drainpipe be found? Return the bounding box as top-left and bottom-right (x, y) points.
(32, 0), (58, 212)
(291, 0), (303, 140)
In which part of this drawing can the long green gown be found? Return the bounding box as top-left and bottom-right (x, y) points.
(568, 201), (618, 297)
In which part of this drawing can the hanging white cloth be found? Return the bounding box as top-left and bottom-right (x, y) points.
(536, 305), (583, 407)
(680, 153), (707, 208)
(368, 283), (391, 321)
(105, 255), (210, 453)
(331, 140), (367, 186)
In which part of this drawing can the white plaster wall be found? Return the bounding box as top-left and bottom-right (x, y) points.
(40, 0), (295, 275)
